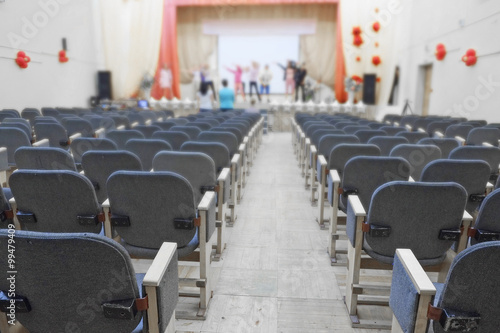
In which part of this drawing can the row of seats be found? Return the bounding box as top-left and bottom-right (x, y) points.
(291, 112), (500, 331)
(0, 107), (264, 331)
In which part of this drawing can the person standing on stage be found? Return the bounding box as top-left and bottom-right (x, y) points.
(294, 62), (307, 102)
(248, 61), (261, 102)
(197, 82), (214, 112)
(219, 79), (235, 112)
(225, 65), (246, 101)
(159, 63), (173, 99)
(276, 60), (296, 100)
(201, 64), (217, 101)
(259, 64), (273, 102)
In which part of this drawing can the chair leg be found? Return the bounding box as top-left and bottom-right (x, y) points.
(310, 155), (317, 206)
(215, 183), (226, 260)
(345, 215), (364, 317)
(199, 210), (212, 314)
(317, 166), (327, 229)
(328, 182), (340, 263)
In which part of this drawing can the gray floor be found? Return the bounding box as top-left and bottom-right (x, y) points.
(173, 132), (391, 333)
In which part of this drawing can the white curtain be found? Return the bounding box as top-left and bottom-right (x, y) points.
(177, 4), (337, 87)
(340, 0), (402, 105)
(98, 0), (164, 99)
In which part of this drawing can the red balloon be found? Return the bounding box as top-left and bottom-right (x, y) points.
(436, 43), (445, 50)
(356, 56), (361, 62)
(372, 56), (381, 66)
(372, 22), (381, 32)
(466, 49), (476, 57)
(352, 26), (362, 36)
(17, 51), (26, 58)
(353, 35), (363, 47)
(352, 75), (363, 83)
(25, 56), (31, 63)
(462, 49), (477, 66)
(435, 44), (447, 61)
(59, 50), (66, 57)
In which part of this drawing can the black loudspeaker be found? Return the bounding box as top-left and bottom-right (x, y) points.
(98, 71), (112, 100)
(363, 74), (376, 105)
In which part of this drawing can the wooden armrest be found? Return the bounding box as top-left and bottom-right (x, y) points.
(94, 128), (106, 138)
(305, 138), (311, 145)
(217, 167), (230, 183)
(462, 210), (473, 222)
(409, 176), (415, 182)
(395, 249), (436, 295)
(101, 199), (110, 208)
(238, 143), (245, 153)
(143, 242), (177, 287)
(231, 153), (241, 165)
(198, 191), (216, 211)
(394, 122), (400, 126)
(0, 148), (6, 153)
(300, 133), (305, 139)
(116, 125), (126, 130)
(157, 117), (163, 122)
(145, 119), (152, 126)
(131, 121), (139, 128)
(329, 169), (340, 183)
(79, 170), (85, 175)
(243, 137), (248, 144)
(486, 182), (494, 190)
(405, 124), (412, 131)
(417, 128), (426, 133)
(69, 133), (82, 142)
(434, 131), (444, 138)
(482, 142), (494, 147)
(347, 195), (366, 217)
(8, 197), (16, 206)
(318, 155), (327, 168)
(32, 138), (49, 147)
(310, 145), (317, 155)
(455, 136), (466, 145)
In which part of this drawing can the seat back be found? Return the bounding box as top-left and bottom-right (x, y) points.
(433, 241), (500, 333)
(467, 127), (500, 146)
(471, 189), (500, 245)
(396, 131), (429, 144)
(444, 124), (474, 139)
(134, 125), (162, 138)
(186, 122), (211, 131)
(15, 147), (77, 171)
(417, 137), (460, 158)
(317, 134), (360, 162)
(211, 127), (244, 143)
(153, 121), (176, 131)
(125, 139), (172, 171)
(0, 127), (31, 165)
(152, 131), (191, 150)
(0, 230), (146, 332)
(21, 108), (41, 126)
(198, 131), (239, 156)
(106, 130), (145, 149)
(65, 118), (94, 137)
(41, 107), (60, 117)
(368, 136), (409, 156)
(449, 146), (500, 179)
(180, 141), (230, 173)
(107, 171), (215, 248)
(89, 116), (116, 132)
(0, 121), (33, 141)
(70, 138), (118, 164)
(379, 126), (407, 136)
(348, 181), (466, 264)
(9, 170), (102, 233)
(305, 124), (334, 138)
(327, 144), (381, 174)
(343, 125), (370, 135)
(153, 151), (216, 204)
(390, 144), (442, 179)
(421, 159), (491, 213)
(340, 156), (410, 210)
(427, 120), (455, 136)
(34, 122), (69, 148)
(82, 150), (143, 203)
(170, 125), (201, 140)
(168, 118), (189, 125)
(355, 130), (387, 143)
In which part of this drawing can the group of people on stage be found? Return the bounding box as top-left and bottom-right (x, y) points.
(195, 59), (308, 112)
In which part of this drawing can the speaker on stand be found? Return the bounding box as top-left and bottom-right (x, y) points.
(362, 74), (376, 105)
(97, 71), (112, 101)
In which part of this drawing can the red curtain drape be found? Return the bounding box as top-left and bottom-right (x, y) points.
(151, 0), (346, 101)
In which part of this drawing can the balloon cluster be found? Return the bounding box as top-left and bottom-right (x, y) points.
(435, 43), (446, 60)
(59, 50), (69, 63)
(462, 49), (477, 66)
(352, 26), (363, 47)
(15, 51), (31, 69)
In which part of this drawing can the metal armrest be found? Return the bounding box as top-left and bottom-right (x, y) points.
(0, 147), (8, 171)
(143, 242), (178, 333)
(198, 191), (216, 241)
(101, 199), (112, 238)
(329, 169), (340, 184)
(316, 155), (327, 183)
(390, 249), (436, 333)
(116, 125), (126, 130)
(309, 145), (317, 167)
(131, 121), (139, 128)
(455, 136), (466, 145)
(417, 128), (426, 133)
(94, 128), (106, 138)
(348, 195), (366, 217)
(482, 142), (494, 147)
(69, 133), (82, 143)
(32, 138), (49, 147)
(434, 131), (444, 138)
(409, 176), (415, 182)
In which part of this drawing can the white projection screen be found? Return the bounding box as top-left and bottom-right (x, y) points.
(217, 35), (300, 94)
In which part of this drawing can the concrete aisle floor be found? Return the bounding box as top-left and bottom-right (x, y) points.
(175, 132), (391, 333)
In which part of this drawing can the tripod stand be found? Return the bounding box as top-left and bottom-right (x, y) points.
(401, 99), (413, 116)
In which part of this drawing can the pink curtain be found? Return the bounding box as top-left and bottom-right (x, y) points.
(152, 0), (345, 100)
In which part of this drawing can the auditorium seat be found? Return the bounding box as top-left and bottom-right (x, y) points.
(153, 120), (177, 131)
(170, 125), (201, 140)
(106, 129), (145, 149)
(81, 150), (143, 203)
(153, 151), (230, 260)
(344, 181), (468, 328)
(0, 121), (33, 142)
(41, 107), (60, 117)
(417, 137), (460, 158)
(152, 131), (190, 150)
(64, 118), (97, 138)
(390, 242), (500, 333)
(106, 171), (216, 316)
(21, 108), (41, 126)
(368, 136), (409, 156)
(125, 139), (172, 171)
(15, 147), (77, 171)
(466, 127), (500, 146)
(70, 137), (118, 165)
(449, 146), (500, 182)
(396, 131), (429, 144)
(444, 124), (474, 140)
(390, 144), (442, 180)
(0, 230), (178, 333)
(133, 124), (162, 138)
(468, 188), (500, 246)
(354, 129), (387, 143)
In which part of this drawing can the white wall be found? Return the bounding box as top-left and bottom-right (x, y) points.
(0, 0), (104, 110)
(376, 0), (500, 123)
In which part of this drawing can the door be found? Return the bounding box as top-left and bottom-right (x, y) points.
(421, 64), (433, 116)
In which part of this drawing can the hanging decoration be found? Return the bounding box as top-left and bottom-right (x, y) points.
(372, 22), (381, 32)
(376, 77), (381, 82)
(462, 49), (477, 66)
(435, 43), (446, 61)
(372, 55), (381, 66)
(352, 75), (363, 83)
(15, 51), (31, 69)
(356, 56), (361, 62)
(352, 26), (363, 47)
(59, 50), (69, 63)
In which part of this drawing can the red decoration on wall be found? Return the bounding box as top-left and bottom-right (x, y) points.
(375, 42), (379, 48)
(372, 22), (381, 32)
(352, 75), (363, 83)
(462, 49), (477, 66)
(435, 43), (446, 61)
(356, 56), (361, 62)
(15, 51), (31, 69)
(59, 50), (69, 63)
(376, 77), (381, 82)
(372, 55), (381, 66)
(352, 26), (363, 47)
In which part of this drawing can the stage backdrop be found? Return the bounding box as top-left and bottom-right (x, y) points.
(151, 0), (346, 102)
